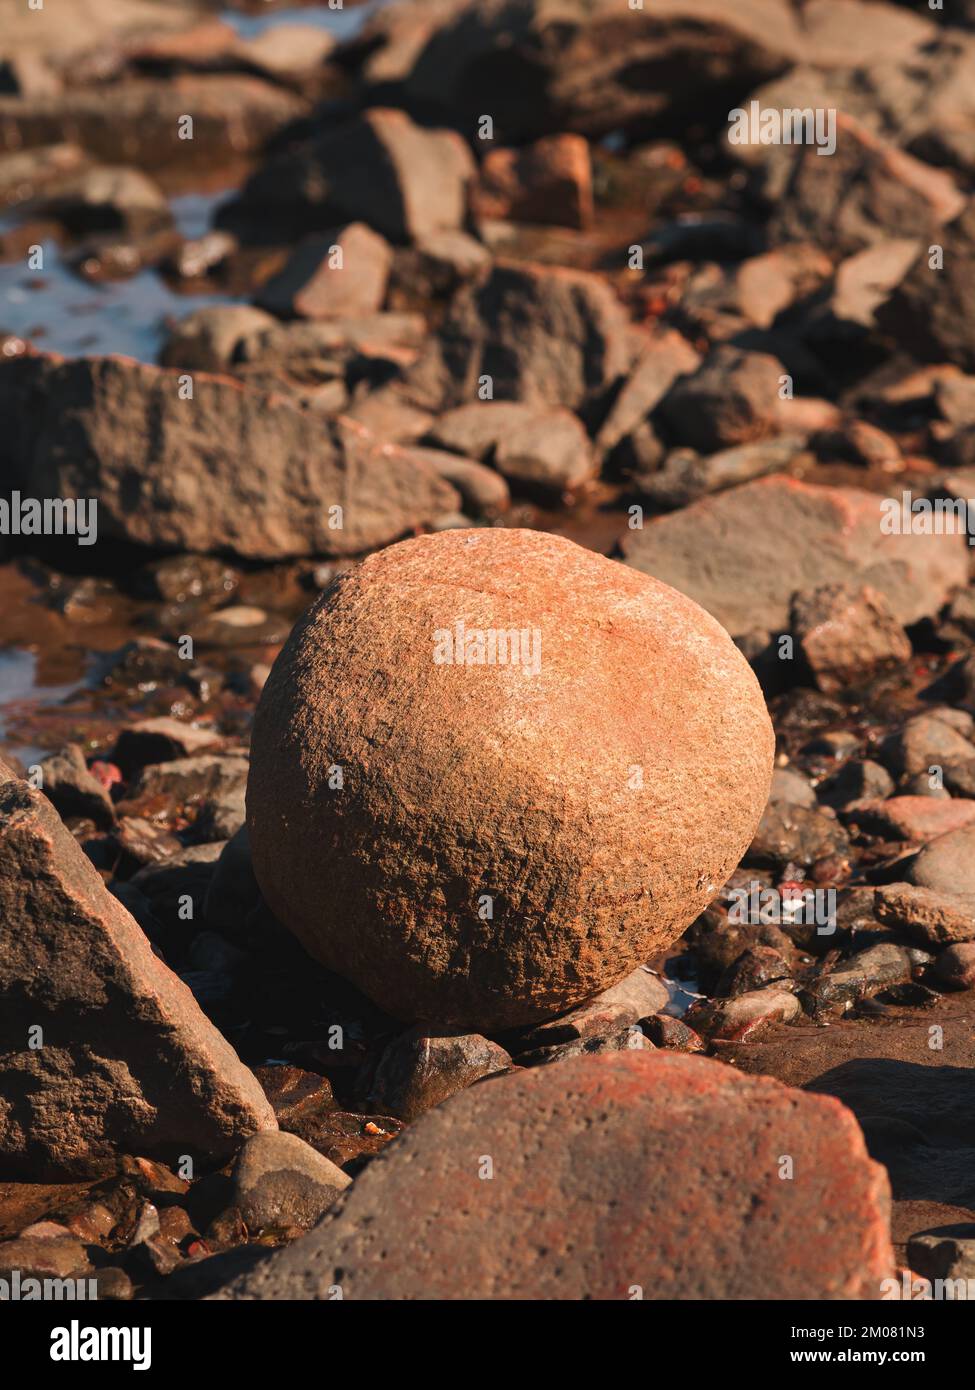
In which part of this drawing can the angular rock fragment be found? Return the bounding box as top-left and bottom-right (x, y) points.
(230, 107), (473, 243)
(394, 0), (799, 141)
(0, 763), (275, 1179)
(621, 476), (968, 637)
(210, 1052), (893, 1300)
(791, 583), (911, 694)
(658, 346), (786, 453)
(232, 1132), (351, 1234)
(474, 134), (593, 229)
(400, 261), (633, 412)
(257, 224), (393, 321)
(874, 883), (975, 946)
(369, 1028), (511, 1122)
(427, 401), (595, 493)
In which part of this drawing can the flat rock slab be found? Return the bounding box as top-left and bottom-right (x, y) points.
(0, 763), (275, 1179)
(0, 354), (459, 559)
(621, 475), (967, 637)
(211, 1052), (893, 1300)
(720, 995), (975, 1208)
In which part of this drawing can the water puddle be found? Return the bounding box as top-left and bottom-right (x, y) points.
(0, 189), (240, 362)
(221, 2), (387, 42)
(0, 649), (89, 768)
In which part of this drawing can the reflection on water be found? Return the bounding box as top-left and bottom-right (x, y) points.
(0, 648), (89, 768)
(221, 2), (386, 42)
(0, 191), (239, 363)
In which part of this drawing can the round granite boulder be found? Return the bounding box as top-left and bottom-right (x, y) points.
(246, 528), (773, 1030)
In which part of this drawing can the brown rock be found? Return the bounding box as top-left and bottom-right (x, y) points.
(622, 475), (968, 638)
(0, 764), (275, 1179)
(396, 0), (799, 141)
(851, 798), (975, 844)
(475, 134), (593, 229)
(209, 1051), (893, 1300)
(934, 943), (975, 990)
(907, 824), (975, 896)
(0, 354), (460, 559)
(247, 528), (774, 1031)
(875, 883), (975, 946)
(232, 1132), (350, 1233)
(400, 260), (633, 412)
(0, 76), (306, 173)
(233, 107), (473, 243)
(257, 224), (392, 321)
(112, 717), (222, 779)
(879, 203), (975, 371)
(658, 346), (786, 453)
(369, 1027), (511, 1122)
(427, 401), (595, 493)
(791, 583), (911, 694)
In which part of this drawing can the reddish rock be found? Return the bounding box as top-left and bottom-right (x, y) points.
(257, 224), (392, 321)
(0, 354), (460, 559)
(247, 528), (774, 1031)
(878, 713), (975, 780)
(621, 475), (968, 638)
(0, 763), (275, 1180)
(687, 985), (801, 1042)
(720, 994), (975, 1207)
(475, 134), (593, 229)
(210, 1051), (893, 1300)
(875, 883), (975, 946)
(791, 583), (911, 694)
(850, 797), (975, 844)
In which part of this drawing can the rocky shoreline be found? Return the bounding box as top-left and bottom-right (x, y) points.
(2, 0), (975, 1305)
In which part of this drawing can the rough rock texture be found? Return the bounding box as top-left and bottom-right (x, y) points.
(210, 1051), (893, 1300)
(369, 1027), (511, 1122)
(399, 261), (633, 412)
(247, 528), (774, 1030)
(621, 475), (968, 637)
(791, 582), (912, 693)
(232, 1132), (351, 1233)
(0, 354), (459, 559)
(0, 762), (276, 1180)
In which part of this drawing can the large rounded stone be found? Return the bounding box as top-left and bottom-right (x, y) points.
(210, 1052), (894, 1301)
(247, 528), (773, 1030)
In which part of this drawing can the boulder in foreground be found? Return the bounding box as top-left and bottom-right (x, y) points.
(0, 761), (276, 1179)
(210, 1051), (894, 1300)
(247, 527), (774, 1030)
